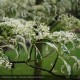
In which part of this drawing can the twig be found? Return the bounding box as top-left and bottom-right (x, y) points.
(42, 49), (54, 58)
(49, 52), (59, 72)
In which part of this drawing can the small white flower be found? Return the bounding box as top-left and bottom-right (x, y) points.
(0, 56), (12, 69)
(1, 17), (51, 41)
(58, 14), (80, 30)
(52, 31), (77, 43)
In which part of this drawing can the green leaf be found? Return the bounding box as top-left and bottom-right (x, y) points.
(70, 56), (80, 70)
(61, 44), (70, 54)
(45, 42), (58, 51)
(16, 35), (25, 43)
(5, 44), (19, 58)
(45, 45), (49, 54)
(77, 45), (80, 48)
(27, 45), (33, 60)
(18, 42), (28, 55)
(35, 45), (42, 62)
(59, 56), (71, 75)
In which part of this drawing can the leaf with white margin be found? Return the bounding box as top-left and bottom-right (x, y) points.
(61, 44), (70, 54)
(35, 45), (42, 62)
(59, 56), (71, 75)
(18, 42), (28, 55)
(16, 35), (25, 43)
(70, 56), (80, 70)
(45, 42), (58, 51)
(5, 44), (19, 58)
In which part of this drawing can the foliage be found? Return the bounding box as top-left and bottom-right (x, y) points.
(0, 0), (80, 79)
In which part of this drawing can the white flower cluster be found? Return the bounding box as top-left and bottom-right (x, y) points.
(2, 17), (25, 29)
(1, 17), (50, 41)
(52, 31), (77, 43)
(0, 17), (79, 44)
(58, 14), (80, 30)
(0, 56), (12, 69)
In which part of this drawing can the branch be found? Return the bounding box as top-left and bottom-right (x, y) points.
(49, 52), (59, 72)
(11, 61), (26, 63)
(26, 62), (67, 79)
(42, 49), (54, 58)
(10, 61), (77, 80)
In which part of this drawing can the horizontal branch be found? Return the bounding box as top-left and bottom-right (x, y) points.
(11, 61), (26, 63)
(10, 61), (77, 80)
(26, 62), (67, 79)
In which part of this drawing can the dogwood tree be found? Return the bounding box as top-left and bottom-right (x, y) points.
(0, 0), (80, 79)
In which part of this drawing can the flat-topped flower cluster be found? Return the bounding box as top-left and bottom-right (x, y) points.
(58, 14), (80, 30)
(52, 31), (77, 43)
(1, 17), (50, 41)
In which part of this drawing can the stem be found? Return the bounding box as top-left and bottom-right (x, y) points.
(10, 61), (77, 80)
(49, 52), (59, 72)
(26, 62), (67, 79)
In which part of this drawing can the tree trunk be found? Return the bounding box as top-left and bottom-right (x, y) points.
(34, 43), (42, 80)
